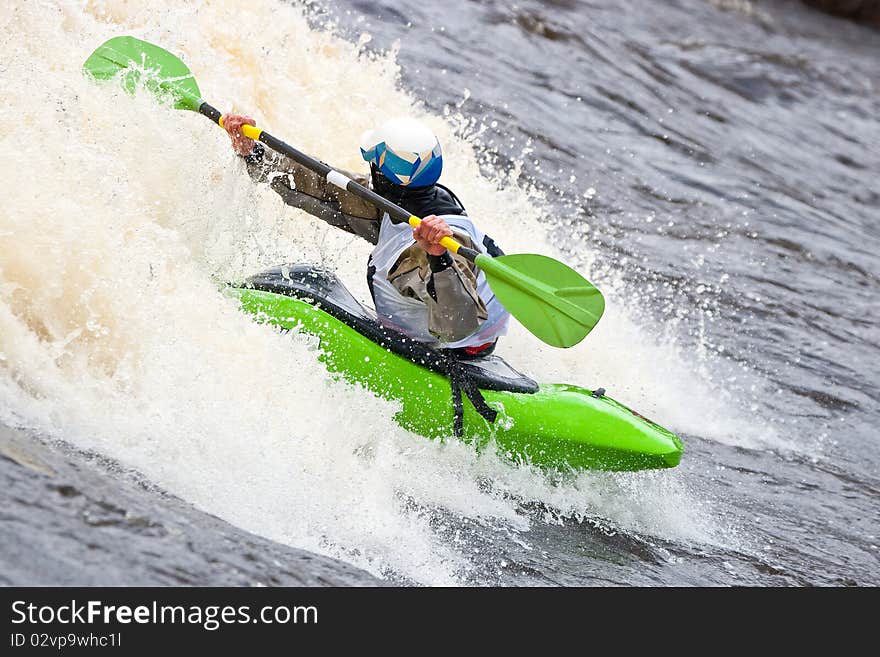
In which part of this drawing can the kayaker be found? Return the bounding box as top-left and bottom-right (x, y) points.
(222, 114), (509, 357)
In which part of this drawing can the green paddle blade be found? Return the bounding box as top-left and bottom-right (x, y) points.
(83, 36), (202, 111)
(476, 253), (604, 348)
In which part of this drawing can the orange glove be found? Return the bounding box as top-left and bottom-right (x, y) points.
(221, 113), (257, 156)
(413, 215), (453, 257)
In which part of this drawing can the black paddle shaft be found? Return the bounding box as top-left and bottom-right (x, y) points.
(198, 102), (481, 261)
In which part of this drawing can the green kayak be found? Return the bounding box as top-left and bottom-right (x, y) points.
(230, 265), (683, 472)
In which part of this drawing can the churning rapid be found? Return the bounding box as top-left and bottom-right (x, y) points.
(1, 0), (877, 585)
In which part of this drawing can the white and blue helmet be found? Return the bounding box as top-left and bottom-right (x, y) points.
(360, 118), (443, 187)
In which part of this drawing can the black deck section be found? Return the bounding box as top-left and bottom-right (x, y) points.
(241, 265), (539, 394)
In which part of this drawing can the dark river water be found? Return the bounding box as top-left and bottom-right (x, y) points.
(319, 0), (879, 585)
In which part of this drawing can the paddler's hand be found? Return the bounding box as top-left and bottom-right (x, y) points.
(413, 215), (453, 257)
(221, 113), (257, 156)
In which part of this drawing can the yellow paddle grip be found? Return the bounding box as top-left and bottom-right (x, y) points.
(407, 216), (461, 254)
(241, 124), (263, 140)
(218, 115), (263, 140)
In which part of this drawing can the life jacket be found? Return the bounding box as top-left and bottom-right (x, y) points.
(366, 174), (509, 349)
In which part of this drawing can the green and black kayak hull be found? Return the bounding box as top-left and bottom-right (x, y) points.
(230, 266), (683, 472)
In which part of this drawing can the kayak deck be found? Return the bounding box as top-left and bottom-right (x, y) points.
(230, 265), (683, 471)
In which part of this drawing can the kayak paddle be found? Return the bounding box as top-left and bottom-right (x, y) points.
(83, 36), (605, 348)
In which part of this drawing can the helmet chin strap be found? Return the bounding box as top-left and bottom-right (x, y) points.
(369, 164), (466, 221)
(371, 164), (432, 197)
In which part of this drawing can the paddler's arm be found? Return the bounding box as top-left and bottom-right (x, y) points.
(222, 113), (381, 244)
(389, 216), (488, 343)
